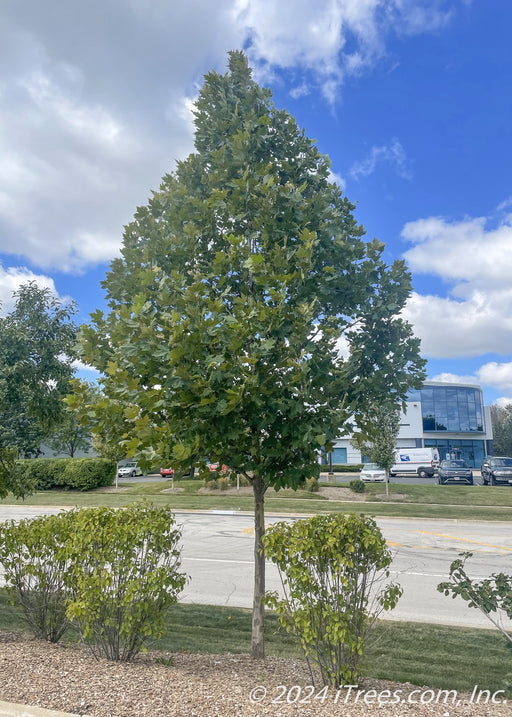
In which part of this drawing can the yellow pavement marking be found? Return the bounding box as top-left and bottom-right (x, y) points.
(243, 527), (255, 535)
(415, 530), (512, 552)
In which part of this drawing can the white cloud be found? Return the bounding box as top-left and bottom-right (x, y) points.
(401, 213), (512, 358)
(477, 362), (512, 392)
(328, 169), (347, 193)
(0, 265), (58, 316)
(429, 372), (479, 385)
(430, 363), (512, 396)
(236, 0), (454, 101)
(0, 0), (459, 272)
(402, 215), (512, 291)
(349, 138), (412, 180)
(493, 396), (512, 408)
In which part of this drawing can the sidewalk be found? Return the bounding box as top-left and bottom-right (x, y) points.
(0, 702), (79, 717)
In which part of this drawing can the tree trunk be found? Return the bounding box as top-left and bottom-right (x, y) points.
(251, 474), (266, 659)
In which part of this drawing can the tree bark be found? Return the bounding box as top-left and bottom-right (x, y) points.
(251, 474), (266, 659)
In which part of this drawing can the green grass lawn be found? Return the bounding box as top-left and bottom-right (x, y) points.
(2, 478), (512, 520)
(0, 592), (509, 696)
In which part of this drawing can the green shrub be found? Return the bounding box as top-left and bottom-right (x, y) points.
(65, 503), (187, 661)
(16, 457), (115, 491)
(0, 512), (73, 642)
(321, 464), (363, 472)
(349, 479), (366, 493)
(62, 458), (115, 490)
(264, 513), (402, 686)
(305, 477), (320, 492)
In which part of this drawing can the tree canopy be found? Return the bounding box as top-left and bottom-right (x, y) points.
(0, 282), (77, 495)
(75, 51), (425, 656)
(490, 402), (512, 456)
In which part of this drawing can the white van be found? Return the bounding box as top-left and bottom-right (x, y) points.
(389, 448), (440, 478)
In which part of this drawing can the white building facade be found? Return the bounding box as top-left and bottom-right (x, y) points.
(324, 381), (493, 469)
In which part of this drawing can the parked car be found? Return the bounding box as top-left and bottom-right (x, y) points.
(160, 465), (194, 478)
(208, 462), (228, 474)
(437, 459), (473, 485)
(359, 463), (387, 482)
(117, 461), (142, 478)
(480, 456), (512, 486)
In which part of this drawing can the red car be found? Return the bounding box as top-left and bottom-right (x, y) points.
(208, 462), (228, 473)
(160, 467), (174, 477)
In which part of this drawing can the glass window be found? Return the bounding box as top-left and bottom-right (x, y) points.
(421, 386), (484, 433)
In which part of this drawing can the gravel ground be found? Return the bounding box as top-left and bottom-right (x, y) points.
(0, 632), (508, 717)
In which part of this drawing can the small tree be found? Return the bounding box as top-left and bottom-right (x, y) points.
(47, 411), (91, 457)
(351, 403), (401, 496)
(264, 513), (402, 686)
(438, 552), (512, 647)
(67, 380), (130, 488)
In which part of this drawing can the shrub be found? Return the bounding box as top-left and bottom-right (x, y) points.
(349, 479), (366, 493)
(438, 552), (512, 647)
(0, 512), (73, 642)
(62, 458), (115, 490)
(16, 458), (115, 491)
(320, 464), (363, 472)
(65, 503), (187, 661)
(305, 477), (320, 492)
(264, 513), (402, 686)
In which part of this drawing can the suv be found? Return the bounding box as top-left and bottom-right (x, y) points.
(437, 459), (473, 485)
(480, 456), (512, 486)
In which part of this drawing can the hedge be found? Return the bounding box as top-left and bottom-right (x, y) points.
(16, 458), (116, 491)
(319, 464), (363, 472)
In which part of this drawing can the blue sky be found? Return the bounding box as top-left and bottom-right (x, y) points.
(1, 1), (511, 406)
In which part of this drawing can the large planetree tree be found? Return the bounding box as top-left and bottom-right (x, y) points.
(0, 282), (77, 496)
(75, 52), (425, 658)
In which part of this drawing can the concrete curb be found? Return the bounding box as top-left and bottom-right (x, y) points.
(0, 701), (79, 717)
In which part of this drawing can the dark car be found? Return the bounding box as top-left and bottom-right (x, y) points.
(437, 459), (473, 485)
(480, 456), (512, 486)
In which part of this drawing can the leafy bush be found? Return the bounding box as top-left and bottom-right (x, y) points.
(320, 464), (363, 472)
(0, 503), (187, 660)
(0, 512), (73, 642)
(61, 458), (115, 490)
(65, 503), (187, 661)
(305, 477), (320, 492)
(264, 513), (402, 686)
(349, 479), (366, 493)
(16, 457), (115, 491)
(438, 552), (512, 647)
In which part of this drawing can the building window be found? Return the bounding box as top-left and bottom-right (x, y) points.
(321, 447), (347, 465)
(421, 386), (484, 434)
(424, 438), (486, 468)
